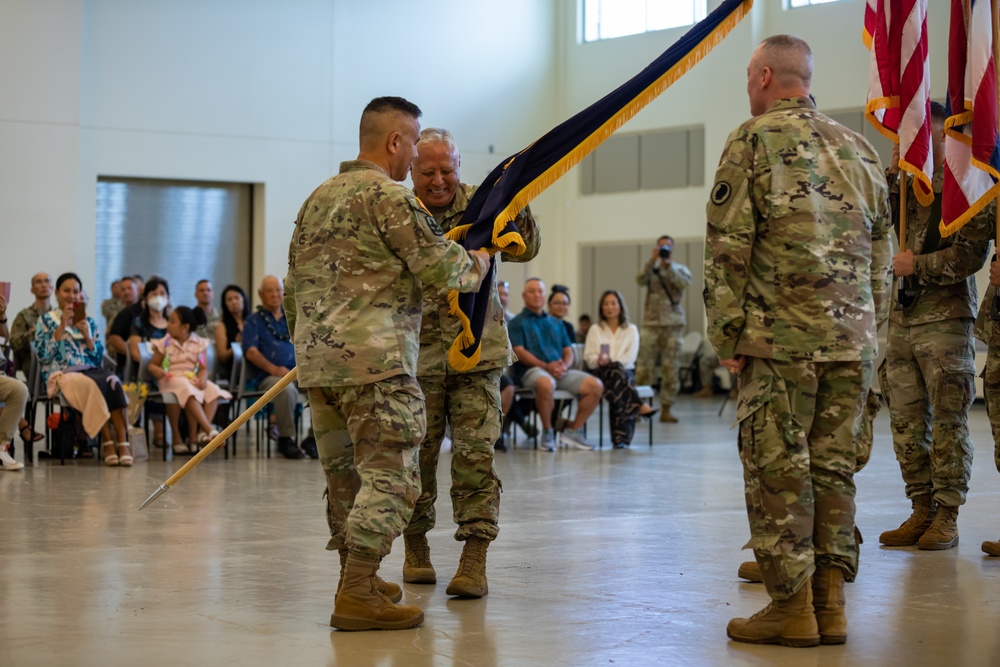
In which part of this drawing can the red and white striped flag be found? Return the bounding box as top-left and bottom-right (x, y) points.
(941, 0), (1000, 237)
(863, 0), (878, 49)
(865, 0), (934, 206)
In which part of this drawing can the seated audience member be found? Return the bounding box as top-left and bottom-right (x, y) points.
(35, 273), (131, 466)
(0, 375), (30, 470)
(547, 285), (577, 348)
(583, 290), (657, 448)
(101, 280), (123, 335)
(214, 284), (249, 382)
(9, 272), (53, 375)
(509, 278), (603, 451)
(107, 276), (142, 372)
(577, 314), (592, 344)
(497, 280), (515, 323)
(128, 277), (171, 446)
(242, 275), (302, 459)
(193, 279), (221, 338)
(693, 348), (720, 398)
(149, 306), (231, 454)
(128, 276), (172, 363)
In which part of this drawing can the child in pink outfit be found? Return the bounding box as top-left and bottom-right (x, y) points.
(149, 306), (231, 454)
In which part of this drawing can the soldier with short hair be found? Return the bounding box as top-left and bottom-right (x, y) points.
(878, 102), (992, 552)
(401, 127), (540, 597)
(635, 234), (692, 422)
(704, 34), (891, 647)
(284, 97), (489, 631)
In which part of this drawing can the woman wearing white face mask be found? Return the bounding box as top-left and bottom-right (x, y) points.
(128, 277), (172, 449)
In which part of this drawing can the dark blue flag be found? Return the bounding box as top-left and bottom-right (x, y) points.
(447, 0), (753, 371)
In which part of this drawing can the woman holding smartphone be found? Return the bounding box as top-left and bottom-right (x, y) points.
(35, 273), (131, 465)
(583, 290), (657, 448)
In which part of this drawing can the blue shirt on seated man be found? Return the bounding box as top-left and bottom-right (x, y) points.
(508, 278), (603, 452)
(241, 275), (304, 459)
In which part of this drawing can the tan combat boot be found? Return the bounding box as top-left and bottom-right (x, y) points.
(445, 537), (490, 598)
(659, 408), (678, 423)
(338, 549), (402, 603)
(812, 567), (847, 644)
(727, 581), (820, 647)
(402, 533), (437, 584)
(917, 504), (959, 550)
(737, 560), (763, 583)
(878, 495), (937, 546)
(330, 553), (424, 631)
(982, 539), (1000, 556)
(692, 387), (714, 398)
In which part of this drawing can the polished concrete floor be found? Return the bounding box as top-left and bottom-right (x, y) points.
(3, 395), (1000, 667)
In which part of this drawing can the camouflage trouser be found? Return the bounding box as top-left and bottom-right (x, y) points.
(406, 369), (502, 542)
(885, 319), (975, 507)
(980, 344), (1000, 474)
(311, 375), (425, 560)
(635, 325), (684, 407)
(736, 356), (872, 600)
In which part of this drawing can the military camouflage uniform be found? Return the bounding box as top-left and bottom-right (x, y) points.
(407, 183), (540, 543)
(884, 170), (990, 508)
(635, 256), (692, 407)
(970, 203), (1000, 474)
(284, 160), (488, 560)
(704, 97), (891, 600)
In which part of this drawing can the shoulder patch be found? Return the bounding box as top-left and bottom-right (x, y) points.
(711, 182), (732, 206)
(410, 196), (445, 236)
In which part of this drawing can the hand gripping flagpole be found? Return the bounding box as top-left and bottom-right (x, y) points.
(138, 367), (298, 510)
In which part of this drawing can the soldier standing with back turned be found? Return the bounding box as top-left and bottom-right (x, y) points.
(704, 35), (891, 647)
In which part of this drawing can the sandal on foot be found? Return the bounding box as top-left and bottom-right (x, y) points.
(117, 443), (133, 467)
(19, 424), (45, 444)
(102, 442), (119, 466)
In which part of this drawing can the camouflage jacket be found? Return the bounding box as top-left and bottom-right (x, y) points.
(636, 257), (692, 327)
(970, 202), (1000, 345)
(284, 160), (488, 388)
(888, 169), (990, 326)
(417, 183), (540, 376)
(704, 97), (892, 363)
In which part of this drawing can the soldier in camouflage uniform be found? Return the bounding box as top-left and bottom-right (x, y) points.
(704, 35), (891, 647)
(635, 235), (692, 422)
(878, 102), (992, 552)
(402, 128), (540, 598)
(972, 206), (1000, 557)
(284, 97), (489, 631)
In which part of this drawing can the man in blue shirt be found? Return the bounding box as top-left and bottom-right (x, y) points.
(508, 278), (603, 451)
(243, 275), (304, 459)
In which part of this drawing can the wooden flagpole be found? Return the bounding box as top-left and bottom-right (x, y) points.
(138, 367), (298, 510)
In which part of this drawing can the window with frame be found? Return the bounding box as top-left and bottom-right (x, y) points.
(583, 0), (707, 42)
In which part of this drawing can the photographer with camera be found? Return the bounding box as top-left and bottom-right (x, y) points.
(635, 234), (692, 422)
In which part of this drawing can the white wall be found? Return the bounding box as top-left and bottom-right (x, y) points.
(0, 0), (963, 323)
(548, 0), (956, 321)
(1, 0), (558, 313)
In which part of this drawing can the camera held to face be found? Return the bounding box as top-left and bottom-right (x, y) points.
(659, 244), (672, 260)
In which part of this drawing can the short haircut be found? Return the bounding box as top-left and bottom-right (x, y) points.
(359, 96), (422, 149)
(758, 34), (813, 88)
(417, 127), (459, 156)
(196, 279), (211, 289)
(657, 235), (673, 245)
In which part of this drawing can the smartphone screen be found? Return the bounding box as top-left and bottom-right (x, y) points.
(600, 343), (610, 357)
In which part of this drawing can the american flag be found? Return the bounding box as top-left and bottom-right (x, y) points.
(941, 0), (1000, 237)
(865, 0), (934, 207)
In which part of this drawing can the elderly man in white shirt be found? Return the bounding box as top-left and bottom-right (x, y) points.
(583, 289), (657, 448)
